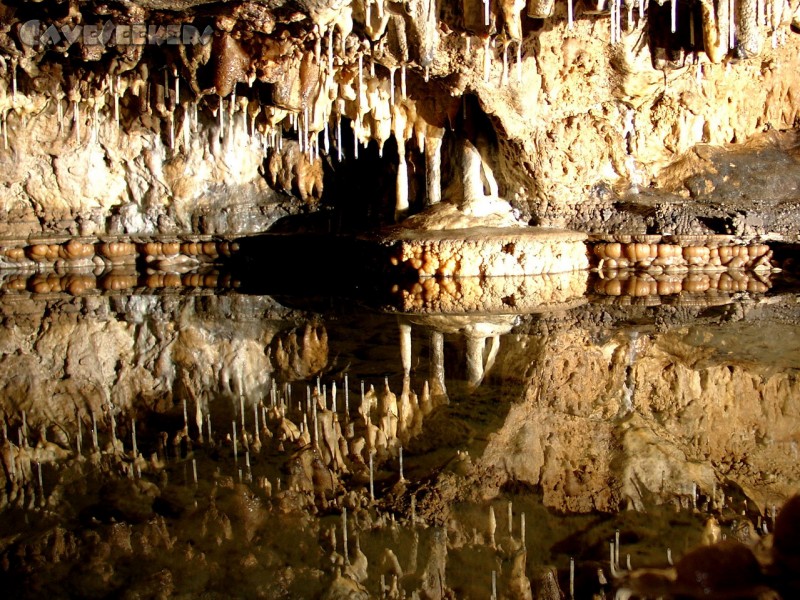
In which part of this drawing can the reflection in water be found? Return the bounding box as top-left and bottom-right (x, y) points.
(0, 273), (799, 598)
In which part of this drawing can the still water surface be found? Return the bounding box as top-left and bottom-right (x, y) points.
(0, 269), (798, 598)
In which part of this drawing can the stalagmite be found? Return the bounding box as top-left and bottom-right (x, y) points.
(610, 543), (619, 576)
(332, 381), (338, 412)
(369, 451), (375, 500)
(489, 506), (497, 546)
(192, 459), (198, 484)
(232, 421), (238, 459)
(521, 513), (526, 546)
(491, 571), (497, 599)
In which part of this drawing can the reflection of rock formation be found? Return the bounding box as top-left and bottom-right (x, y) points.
(592, 270), (772, 302)
(393, 272), (588, 313)
(270, 324), (329, 382)
(0, 295), (322, 442)
(481, 320), (800, 513)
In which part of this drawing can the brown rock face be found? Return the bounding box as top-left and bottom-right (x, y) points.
(1, 0), (800, 238)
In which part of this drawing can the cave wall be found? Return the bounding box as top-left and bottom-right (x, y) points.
(1, 0), (800, 237)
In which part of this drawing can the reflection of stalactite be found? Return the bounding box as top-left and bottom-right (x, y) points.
(465, 335), (486, 388)
(400, 322), (412, 375)
(429, 331), (448, 403)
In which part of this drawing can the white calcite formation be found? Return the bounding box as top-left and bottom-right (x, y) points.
(388, 225), (588, 277)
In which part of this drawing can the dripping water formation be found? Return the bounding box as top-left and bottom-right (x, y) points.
(2, 0), (800, 597)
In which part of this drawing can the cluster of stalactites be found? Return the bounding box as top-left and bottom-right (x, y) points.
(2, 0), (797, 215)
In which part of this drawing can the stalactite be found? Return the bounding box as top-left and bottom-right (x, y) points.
(737, 0), (763, 57)
(672, 0), (678, 33)
(699, 0), (730, 62)
(483, 36), (491, 82)
(527, 0), (554, 17)
(502, 42), (509, 85)
(74, 100), (81, 143)
(218, 94), (224, 140)
(336, 113), (343, 161)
